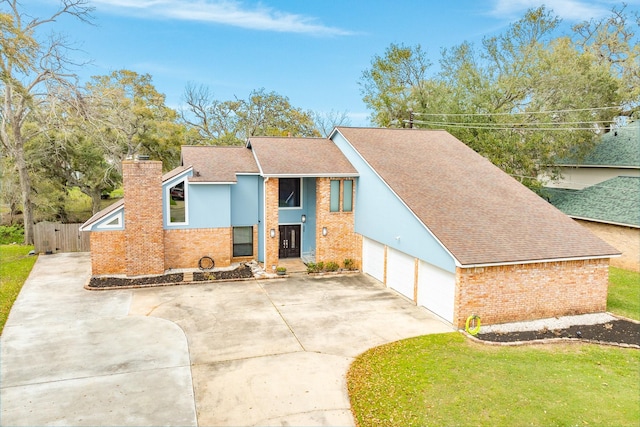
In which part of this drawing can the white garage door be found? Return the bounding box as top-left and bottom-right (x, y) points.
(362, 238), (385, 282)
(386, 248), (416, 301)
(417, 261), (455, 323)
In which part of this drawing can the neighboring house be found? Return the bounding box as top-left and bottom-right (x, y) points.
(543, 121), (640, 271)
(82, 127), (619, 328)
(546, 121), (640, 190)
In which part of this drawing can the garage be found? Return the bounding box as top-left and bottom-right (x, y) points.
(386, 247), (416, 301)
(362, 238), (385, 282)
(417, 261), (456, 323)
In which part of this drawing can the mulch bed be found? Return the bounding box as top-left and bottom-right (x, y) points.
(476, 319), (640, 347)
(87, 264), (254, 289)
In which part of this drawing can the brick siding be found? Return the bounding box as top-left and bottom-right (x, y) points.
(454, 258), (610, 328)
(89, 231), (126, 275)
(123, 160), (165, 276)
(264, 178), (280, 271)
(315, 178), (362, 269)
(163, 227), (235, 269)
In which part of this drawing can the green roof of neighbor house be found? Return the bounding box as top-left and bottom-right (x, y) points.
(559, 121), (640, 167)
(549, 176), (640, 227)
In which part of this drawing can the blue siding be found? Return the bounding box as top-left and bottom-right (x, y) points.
(302, 177), (316, 256)
(231, 175), (260, 226)
(331, 132), (457, 272)
(187, 184), (230, 228)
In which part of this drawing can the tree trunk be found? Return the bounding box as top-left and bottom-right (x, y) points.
(91, 189), (102, 215)
(14, 143), (34, 245)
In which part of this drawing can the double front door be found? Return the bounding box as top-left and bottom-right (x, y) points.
(279, 225), (301, 258)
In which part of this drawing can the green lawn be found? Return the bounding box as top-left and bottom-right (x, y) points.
(608, 267), (640, 320)
(348, 333), (639, 427)
(0, 245), (37, 334)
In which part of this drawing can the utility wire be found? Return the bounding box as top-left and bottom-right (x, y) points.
(411, 105), (627, 117)
(405, 120), (607, 131)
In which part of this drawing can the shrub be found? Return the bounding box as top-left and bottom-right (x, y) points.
(343, 258), (354, 270)
(325, 261), (339, 272)
(0, 225), (24, 245)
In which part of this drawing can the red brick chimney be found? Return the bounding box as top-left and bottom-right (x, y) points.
(122, 159), (165, 276)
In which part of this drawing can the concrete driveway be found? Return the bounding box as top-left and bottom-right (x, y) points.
(1, 253), (454, 426)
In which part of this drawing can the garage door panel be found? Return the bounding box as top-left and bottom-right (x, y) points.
(387, 248), (415, 301)
(362, 238), (385, 282)
(417, 261), (455, 323)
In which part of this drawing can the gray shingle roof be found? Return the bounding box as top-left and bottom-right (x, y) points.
(549, 176), (640, 227)
(248, 136), (358, 177)
(559, 121), (640, 167)
(335, 127), (619, 266)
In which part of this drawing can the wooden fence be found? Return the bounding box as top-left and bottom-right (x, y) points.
(33, 222), (90, 254)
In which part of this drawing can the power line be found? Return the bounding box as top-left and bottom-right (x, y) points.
(411, 105), (626, 117)
(405, 120), (608, 131)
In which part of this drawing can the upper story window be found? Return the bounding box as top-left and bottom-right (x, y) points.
(279, 178), (301, 208)
(168, 180), (187, 224)
(330, 179), (354, 213)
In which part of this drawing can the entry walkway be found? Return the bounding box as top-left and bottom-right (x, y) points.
(1, 253), (454, 426)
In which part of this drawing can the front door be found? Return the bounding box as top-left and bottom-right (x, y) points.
(279, 225), (301, 258)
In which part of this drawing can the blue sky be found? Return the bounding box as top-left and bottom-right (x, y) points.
(32, 0), (639, 126)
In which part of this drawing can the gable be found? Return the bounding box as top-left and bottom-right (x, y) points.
(334, 127), (619, 266)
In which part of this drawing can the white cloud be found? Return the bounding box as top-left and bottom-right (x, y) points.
(92, 0), (353, 36)
(490, 0), (613, 21)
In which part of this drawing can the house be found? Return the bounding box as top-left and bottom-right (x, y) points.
(543, 121), (640, 271)
(82, 127), (619, 328)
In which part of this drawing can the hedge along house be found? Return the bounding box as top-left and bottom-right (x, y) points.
(82, 127), (620, 328)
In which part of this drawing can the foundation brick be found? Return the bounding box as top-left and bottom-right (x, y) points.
(89, 231), (126, 275)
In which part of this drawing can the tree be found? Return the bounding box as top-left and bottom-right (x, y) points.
(360, 43), (432, 127)
(182, 86), (320, 145)
(0, 0), (93, 243)
(313, 109), (352, 137)
(84, 70), (185, 170)
(360, 6), (637, 188)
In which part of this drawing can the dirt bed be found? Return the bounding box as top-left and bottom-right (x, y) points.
(88, 264), (254, 288)
(477, 319), (639, 346)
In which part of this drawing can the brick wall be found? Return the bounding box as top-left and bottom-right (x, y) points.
(315, 178), (362, 268)
(454, 258), (610, 328)
(123, 160), (165, 276)
(575, 220), (639, 272)
(89, 231), (126, 275)
(264, 178), (280, 270)
(164, 228), (232, 269)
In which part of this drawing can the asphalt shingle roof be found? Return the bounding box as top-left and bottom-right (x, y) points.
(549, 176), (640, 227)
(248, 137), (358, 177)
(335, 127), (619, 266)
(181, 146), (259, 182)
(559, 121), (640, 167)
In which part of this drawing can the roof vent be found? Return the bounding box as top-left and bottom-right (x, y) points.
(136, 154), (150, 161)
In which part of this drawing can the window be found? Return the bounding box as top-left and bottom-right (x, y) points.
(343, 180), (353, 212)
(233, 227), (253, 257)
(330, 180), (340, 212)
(279, 178), (301, 208)
(168, 181), (186, 224)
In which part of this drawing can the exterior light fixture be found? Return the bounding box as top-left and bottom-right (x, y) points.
(270, 229), (276, 238)
(322, 227), (328, 236)
(301, 214), (306, 223)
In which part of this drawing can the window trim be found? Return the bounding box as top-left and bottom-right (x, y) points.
(166, 178), (189, 226)
(96, 210), (123, 229)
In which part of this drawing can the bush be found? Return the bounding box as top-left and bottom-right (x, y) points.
(325, 261), (339, 272)
(0, 225), (24, 245)
(343, 258), (354, 270)
(306, 262), (321, 273)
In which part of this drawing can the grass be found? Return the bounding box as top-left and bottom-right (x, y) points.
(0, 245), (37, 334)
(608, 267), (640, 320)
(348, 333), (640, 427)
